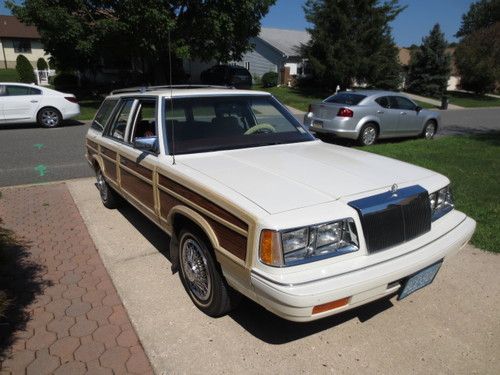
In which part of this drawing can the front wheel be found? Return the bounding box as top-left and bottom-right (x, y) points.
(37, 107), (62, 128)
(422, 121), (437, 139)
(358, 123), (378, 146)
(96, 169), (120, 209)
(178, 227), (239, 317)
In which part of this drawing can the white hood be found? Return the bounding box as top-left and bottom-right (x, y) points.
(180, 141), (435, 214)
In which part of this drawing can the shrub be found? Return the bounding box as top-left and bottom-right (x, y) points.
(36, 57), (48, 71)
(261, 71), (278, 87)
(53, 72), (79, 91)
(15, 55), (36, 83)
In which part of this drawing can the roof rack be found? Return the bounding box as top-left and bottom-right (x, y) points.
(110, 84), (235, 95)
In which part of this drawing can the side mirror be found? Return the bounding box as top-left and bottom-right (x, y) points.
(415, 106), (422, 113)
(133, 136), (158, 153)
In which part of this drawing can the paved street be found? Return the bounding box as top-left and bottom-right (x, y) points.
(0, 107), (499, 188)
(0, 122), (93, 187)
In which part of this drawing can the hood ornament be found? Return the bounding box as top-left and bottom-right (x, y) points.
(390, 184), (398, 197)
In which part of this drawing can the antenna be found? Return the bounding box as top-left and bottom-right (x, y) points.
(168, 28), (176, 165)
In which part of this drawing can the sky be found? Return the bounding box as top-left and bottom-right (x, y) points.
(262, 0), (474, 46)
(1, 0), (475, 47)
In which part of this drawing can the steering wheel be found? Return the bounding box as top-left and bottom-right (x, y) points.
(244, 123), (276, 135)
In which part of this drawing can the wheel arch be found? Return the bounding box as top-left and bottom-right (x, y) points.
(356, 117), (380, 135)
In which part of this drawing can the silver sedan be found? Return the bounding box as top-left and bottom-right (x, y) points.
(304, 90), (440, 146)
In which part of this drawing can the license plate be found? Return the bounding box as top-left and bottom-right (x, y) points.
(398, 260), (442, 300)
(312, 120), (323, 128)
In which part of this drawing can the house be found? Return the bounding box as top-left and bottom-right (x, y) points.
(398, 47), (459, 91)
(0, 15), (49, 69)
(183, 27), (310, 83)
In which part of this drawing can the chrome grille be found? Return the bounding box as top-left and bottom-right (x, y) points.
(349, 185), (431, 253)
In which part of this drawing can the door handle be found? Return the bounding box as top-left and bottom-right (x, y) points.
(377, 110), (384, 114)
(30, 100), (39, 103)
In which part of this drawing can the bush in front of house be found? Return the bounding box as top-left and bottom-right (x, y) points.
(15, 55), (36, 83)
(53, 72), (79, 91)
(262, 71), (278, 87)
(36, 57), (49, 71)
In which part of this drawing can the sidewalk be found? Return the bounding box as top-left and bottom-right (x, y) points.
(0, 183), (152, 374)
(402, 92), (464, 109)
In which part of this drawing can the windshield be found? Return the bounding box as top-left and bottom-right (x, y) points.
(324, 92), (366, 105)
(164, 95), (314, 154)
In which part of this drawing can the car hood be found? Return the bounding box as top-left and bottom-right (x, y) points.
(179, 141), (436, 215)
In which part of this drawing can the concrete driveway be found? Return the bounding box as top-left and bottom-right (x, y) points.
(68, 178), (500, 375)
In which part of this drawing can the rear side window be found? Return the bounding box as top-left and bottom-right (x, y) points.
(390, 96), (416, 110)
(375, 96), (390, 108)
(107, 99), (135, 141)
(4, 85), (41, 96)
(92, 99), (119, 132)
(325, 93), (366, 105)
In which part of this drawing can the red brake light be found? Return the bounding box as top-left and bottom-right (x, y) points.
(337, 108), (353, 117)
(65, 96), (78, 103)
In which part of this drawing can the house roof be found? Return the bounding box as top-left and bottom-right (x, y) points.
(0, 15), (40, 39)
(258, 27), (310, 57)
(398, 46), (458, 75)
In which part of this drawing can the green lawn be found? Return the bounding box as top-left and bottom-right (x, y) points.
(414, 99), (436, 109)
(360, 134), (500, 252)
(0, 69), (20, 82)
(256, 85), (330, 112)
(446, 91), (500, 108)
(75, 99), (102, 121)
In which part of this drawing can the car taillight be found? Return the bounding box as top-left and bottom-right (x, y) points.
(65, 96), (78, 103)
(337, 108), (353, 117)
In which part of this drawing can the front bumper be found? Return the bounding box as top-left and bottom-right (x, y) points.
(250, 215), (476, 322)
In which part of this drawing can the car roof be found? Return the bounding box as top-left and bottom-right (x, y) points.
(336, 90), (407, 97)
(0, 82), (39, 87)
(109, 86), (270, 98)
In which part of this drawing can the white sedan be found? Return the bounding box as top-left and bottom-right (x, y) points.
(0, 82), (80, 128)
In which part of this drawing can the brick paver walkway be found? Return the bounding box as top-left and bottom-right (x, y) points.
(0, 183), (153, 374)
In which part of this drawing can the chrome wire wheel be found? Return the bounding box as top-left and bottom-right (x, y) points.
(96, 170), (108, 202)
(40, 108), (60, 127)
(181, 237), (212, 302)
(424, 122), (436, 139)
(361, 126), (377, 145)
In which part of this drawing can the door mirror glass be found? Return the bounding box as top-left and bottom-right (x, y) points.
(133, 136), (158, 153)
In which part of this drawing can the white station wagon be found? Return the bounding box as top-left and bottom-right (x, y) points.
(85, 86), (475, 322)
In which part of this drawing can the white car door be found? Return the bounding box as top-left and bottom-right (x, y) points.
(2, 85), (42, 122)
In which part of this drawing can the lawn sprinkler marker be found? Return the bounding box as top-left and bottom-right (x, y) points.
(35, 164), (47, 177)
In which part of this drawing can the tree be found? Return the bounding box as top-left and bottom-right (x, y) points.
(16, 55), (36, 83)
(406, 24), (451, 97)
(456, 0), (500, 38)
(36, 57), (48, 71)
(455, 22), (500, 94)
(7, 0), (275, 83)
(301, 0), (404, 90)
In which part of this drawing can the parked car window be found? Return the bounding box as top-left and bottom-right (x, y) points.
(92, 99), (119, 132)
(130, 99), (157, 141)
(13, 39), (31, 53)
(165, 95), (313, 155)
(107, 99), (134, 141)
(5, 85), (41, 96)
(375, 96), (390, 108)
(391, 96), (417, 111)
(324, 93), (366, 105)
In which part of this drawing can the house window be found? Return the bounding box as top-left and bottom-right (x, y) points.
(13, 39), (32, 53)
(244, 62), (250, 70)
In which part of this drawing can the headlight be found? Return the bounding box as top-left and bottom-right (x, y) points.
(429, 185), (454, 221)
(259, 219), (359, 267)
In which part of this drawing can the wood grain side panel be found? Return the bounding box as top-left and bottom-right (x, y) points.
(120, 157), (152, 180)
(158, 174), (248, 231)
(159, 190), (247, 261)
(101, 147), (117, 159)
(121, 169), (154, 210)
(87, 140), (98, 150)
(102, 159), (117, 181)
(86, 146), (97, 157)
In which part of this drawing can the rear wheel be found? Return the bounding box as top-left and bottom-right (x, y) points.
(358, 123), (378, 146)
(422, 120), (437, 139)
(37, 107), (62, 128)
(96, 169), (120, 209)
(178, 227), (239, 317)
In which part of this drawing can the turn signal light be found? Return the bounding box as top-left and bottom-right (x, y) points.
(312, 297), (350, 314)
(337, 108), (353, 117)
(259, 230), (283, 267)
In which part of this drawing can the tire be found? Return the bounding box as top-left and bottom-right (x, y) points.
(37, 107), (62, 128)
(178, 227), (239, 317)
(358, 123), (378, 146)
(96, 169), (120, 209)
(422, 120), (437, 140)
